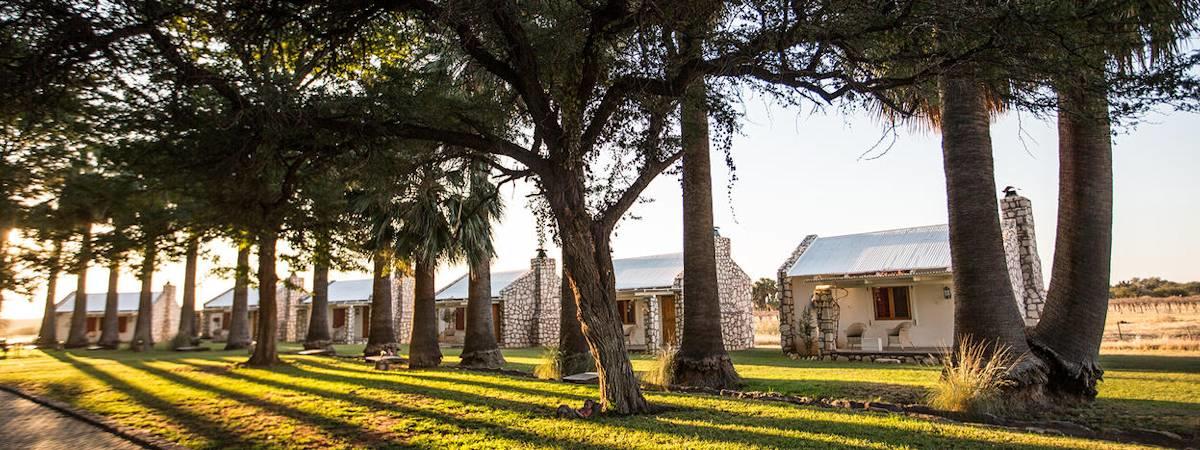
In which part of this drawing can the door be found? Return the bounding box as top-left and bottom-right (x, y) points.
(491, 303), (503, 342)
(662, 296), (677, 345)
(361, 306), (371, 338)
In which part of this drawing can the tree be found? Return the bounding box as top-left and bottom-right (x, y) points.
(170, 234), (201, 349)
(364, 248), (401, 356)
(60, 169), (108, 348)
(751, 278), (778, 310)
(458, 163), (506, 369)
(127, 191), (175, 352)
(225, 237), (253, 351)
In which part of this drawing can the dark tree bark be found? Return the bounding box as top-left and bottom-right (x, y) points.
(939, 70), (1046, 387)
(303, 258), (333, 350)
(129, 240), (156, 351)
(225, 243), (253, 350)
(556, 250), (592, 377)
(555, 205), (649, 414)
(34, 240), (63, 348)
(65, 225), (93, 348)
(460, 257), (505, 369)
(171, 235), (200, 349)
(408, 257), (442, 368)
(97, 259), (121, 349)
(364, 250), (399, 356)
(1028, 66), (1113, 401)
(247, 230), (281, 365)
(672, 75), (741, 389)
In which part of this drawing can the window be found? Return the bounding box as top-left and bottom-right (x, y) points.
(118, 316), (128, 333)
(872, 287), (912, 320)
(333, 308), (347, 328)
(86, 317), (98, 332)
(454, 307), (466, 330)
(616, 300), (636, 324)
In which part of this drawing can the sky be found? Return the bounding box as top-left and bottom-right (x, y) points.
(2, 91), (1198, 321)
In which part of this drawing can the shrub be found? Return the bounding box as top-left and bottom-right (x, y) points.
(928, 339), (1014, 415)
(640, 345), (677, 388)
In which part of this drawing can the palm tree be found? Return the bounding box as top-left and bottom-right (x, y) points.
(364, 248), (401, 356)
(225, 237), (253, 350)
(247, 229), (282, 365)
(170, 234), (201, 349)
(1028, 2), (1198, 400)
(61, 171), (107, 349)
(673, 72), (741, 388)
(457, 163), (505, 369)
(303, 243), (334, 351)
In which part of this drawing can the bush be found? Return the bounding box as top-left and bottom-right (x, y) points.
(928, 339), (1014, 415)
(639, 345), (677, 388)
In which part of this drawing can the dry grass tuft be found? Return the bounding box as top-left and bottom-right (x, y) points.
(533, 346), (562, 380)
(929, 339), (1014, 415)
(639, 345), (677, 388)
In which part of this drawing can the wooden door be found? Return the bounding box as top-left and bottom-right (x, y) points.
(662, 296), (677, 345)
(361, 306), (371, 338)
(491, 303), (503, 342)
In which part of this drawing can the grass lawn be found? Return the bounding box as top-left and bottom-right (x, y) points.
(0, 344), (1191, 449)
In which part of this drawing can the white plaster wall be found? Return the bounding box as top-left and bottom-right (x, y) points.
(793, 280), (953, 349)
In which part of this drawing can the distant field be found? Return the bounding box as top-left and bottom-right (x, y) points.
(1105, 296), (1200, 351)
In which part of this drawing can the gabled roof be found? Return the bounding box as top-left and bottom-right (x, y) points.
(786, 224), (951, 278)
(56, 291), (157, 314)
(435, 269), (529, 301)
(612, 252), (684, 291)
(203, 286), (267, 309)
(326, 278), (374, 304)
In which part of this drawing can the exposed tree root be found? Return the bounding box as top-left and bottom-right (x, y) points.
(363, 342), (399, 357)
(303, 340), (335, 351)
(672, 353), (743, 390)
(459, 349), (506, 369)
(408, 353), (442, 369)
(1027, 338), (1103, 403)
(557, 350), (593, 377)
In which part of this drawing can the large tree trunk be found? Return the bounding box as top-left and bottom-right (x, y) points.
(65, 225), (93, 348)
(171, 235), (200, 349)
(97, 259), (121, 349)
(246, 230), (280, 364)
(556, 208), (649, 414)
(225, 242), (252, 350)
(556, 249), (592, 376)
(460, 257), (505, 369)
(129, 240), (156, 351)
(408, 258), (442, 368)
(303, 258), (333, 350)
(939, 70), (1046, 388)
(364, 250), (399, 356)
(247, 230), (281, 366)
(673, 75), (741, 389)
(34, 240), (63, 348)
(1027, 67), (1113, 401)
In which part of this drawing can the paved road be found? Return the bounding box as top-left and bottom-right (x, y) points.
(0, 390), (143, 449)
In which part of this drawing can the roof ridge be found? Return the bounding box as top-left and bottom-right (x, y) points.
(815, 223), (947, 240)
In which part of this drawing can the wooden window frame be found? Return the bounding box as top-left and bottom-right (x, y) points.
(872, 286), (912, 320)
(332, 308), (347, 328)
(616, 300), (636, 325)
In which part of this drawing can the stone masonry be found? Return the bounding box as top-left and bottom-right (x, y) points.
(498, 254), (560, 348)
(393, 275), (416, 344)
(1000, 191), (1046, 325)
(777, 235), (817, 357)
(653, 233), (755, 352)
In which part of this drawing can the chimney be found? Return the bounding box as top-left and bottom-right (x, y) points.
(1000, 188), (1046, 324)
(161, 282), (176, 304)
(713, 228), (732, 262)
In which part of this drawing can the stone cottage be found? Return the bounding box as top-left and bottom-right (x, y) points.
(200, 274), (305, 342)
(55, 283), (180, 344)
(614, 231), (755, 352)
(295, 275), (415, 345)
(434, 250), (559, 348)
(776, 190), (1045, 358)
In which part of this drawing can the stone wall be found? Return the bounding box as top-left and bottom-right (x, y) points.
(498, 255), (559, 348)
(777, 235), (817, 356)
(277, 274), (305, 342)
(714, 235), (755, 350)
(1000, 193), (1046, 325)
(151, 283), (179, 343)
(393, 276), (416, 344)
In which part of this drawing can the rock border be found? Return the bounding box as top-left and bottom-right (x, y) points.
(663, 385), (1194, 449)
(0, 384), (186, 450)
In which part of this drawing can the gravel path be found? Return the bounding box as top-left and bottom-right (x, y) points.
(0, 389), (143, 449)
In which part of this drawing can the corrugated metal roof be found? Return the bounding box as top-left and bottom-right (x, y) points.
(612, 253), (683, 291)
(203, 286), (266, 309)
(787, 224), (951, 278)
(326, 278), (373, 304)
(435, 269), (529, 301)
(56, 292), (156, 314)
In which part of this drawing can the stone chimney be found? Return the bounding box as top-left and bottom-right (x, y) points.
(1000, 188), (1046, 325)
(160, 282), (177, 304)
(530, 249), (560, 346)
(280, 272), (305, 341)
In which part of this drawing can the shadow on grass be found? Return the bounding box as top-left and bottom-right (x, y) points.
(44, 351), (260, 448)
(250, 359), (1073, 449)
(1099, 354), (1200, 373)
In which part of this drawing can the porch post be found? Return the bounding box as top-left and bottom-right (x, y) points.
(346, 305), (357, 342)
(645, 295), (661, 352)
